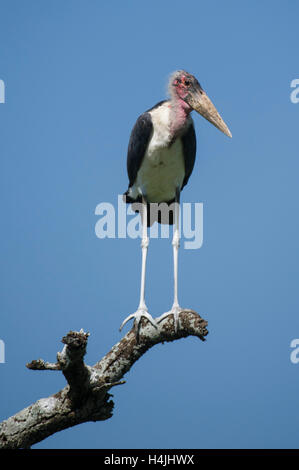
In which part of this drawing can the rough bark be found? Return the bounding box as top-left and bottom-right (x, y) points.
(0, 310), (208, 449)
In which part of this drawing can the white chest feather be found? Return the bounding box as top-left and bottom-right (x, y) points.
(133, 104), (187, 203)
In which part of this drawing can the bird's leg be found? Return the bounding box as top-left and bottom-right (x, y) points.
(157, 188), (185, 332)
(120, 196), (157, 338)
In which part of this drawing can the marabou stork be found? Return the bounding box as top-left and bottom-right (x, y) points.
(120, 70), (231, 335)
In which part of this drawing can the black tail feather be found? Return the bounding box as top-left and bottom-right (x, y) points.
(123, 191), (175, 226)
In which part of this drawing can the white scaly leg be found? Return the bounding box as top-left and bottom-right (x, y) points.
(157, 188), (184, 332)
(120, 196), (157, 338)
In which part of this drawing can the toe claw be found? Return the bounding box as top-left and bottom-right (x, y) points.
(119, 314), (135, 332)
(156, 312), (169, 324)
(120, 309), (157, 338)
(143, 312), (158, 329)
(156, 306), (185, 332)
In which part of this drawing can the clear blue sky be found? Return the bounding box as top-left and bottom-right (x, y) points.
(1, 0), (299, 449)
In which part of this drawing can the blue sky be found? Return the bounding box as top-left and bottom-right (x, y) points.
(0, 0), (299, 449)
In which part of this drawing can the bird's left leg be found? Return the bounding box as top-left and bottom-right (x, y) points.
(120, 195), (157, 337)
(157, 188), (186, 332)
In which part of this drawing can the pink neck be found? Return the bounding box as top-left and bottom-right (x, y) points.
(170, 97), (192, 137)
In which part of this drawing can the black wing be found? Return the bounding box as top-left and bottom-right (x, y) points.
(127, 112), (153, 188)
(181, 122), (197, 189)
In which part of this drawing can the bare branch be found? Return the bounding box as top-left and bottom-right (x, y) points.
(0, 310), (208, 449)
(26, 359), (61, 371)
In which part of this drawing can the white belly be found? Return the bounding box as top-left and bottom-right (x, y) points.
(135, 138), (185, 203)
(130, 103), (187, 203)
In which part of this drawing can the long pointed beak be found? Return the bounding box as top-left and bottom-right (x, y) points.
(188, 90), (232, 138)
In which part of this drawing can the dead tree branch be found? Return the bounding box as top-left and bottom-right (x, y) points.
(0, 310), (208, 449)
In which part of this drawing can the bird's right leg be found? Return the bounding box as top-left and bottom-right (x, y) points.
(120, 195), (157, 338)
(156, 188), (185, 332)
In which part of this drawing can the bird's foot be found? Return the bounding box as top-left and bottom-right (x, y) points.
(156, 304), (185, 332)
(119, 307), (157, 339)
